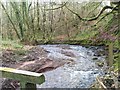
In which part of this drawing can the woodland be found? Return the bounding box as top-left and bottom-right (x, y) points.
(0, 0), (120, 89)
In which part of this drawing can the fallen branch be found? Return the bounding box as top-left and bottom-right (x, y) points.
(96, 76), (107, 90)
(113, 75), (118, 88)
(111, 71), (119, 88)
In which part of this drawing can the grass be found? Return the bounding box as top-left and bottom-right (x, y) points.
(1, 39), (35, 55)
(1, 40), (23, 50)
(13, 49), (27, 55)
(75, 30), (98, 40)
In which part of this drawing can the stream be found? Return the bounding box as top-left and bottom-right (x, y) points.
(37, 45), (107, 88)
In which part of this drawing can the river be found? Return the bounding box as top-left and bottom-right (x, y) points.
(37, 45), (107, 88)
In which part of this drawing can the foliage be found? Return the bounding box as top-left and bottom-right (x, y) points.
(1, 40), (23, 50)
(0, 2), (105, 43)
(1, 1), (119, 70)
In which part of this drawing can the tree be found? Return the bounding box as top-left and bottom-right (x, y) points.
(45, 1), (120, 67)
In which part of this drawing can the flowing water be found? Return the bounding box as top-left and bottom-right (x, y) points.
(37, 45), (106, 88)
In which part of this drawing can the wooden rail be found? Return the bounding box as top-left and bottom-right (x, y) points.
(0, 67), (45, 90)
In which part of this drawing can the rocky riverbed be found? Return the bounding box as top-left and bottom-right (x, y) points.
(1, 44), (107, 89)
(37, 45), (107, 88)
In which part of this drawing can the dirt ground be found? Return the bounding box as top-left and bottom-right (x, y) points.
(0, 45), (75, 89)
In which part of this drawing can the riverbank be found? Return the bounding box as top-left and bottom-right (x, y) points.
(1, 44), (109, 89)
(1, 39), (119, 89)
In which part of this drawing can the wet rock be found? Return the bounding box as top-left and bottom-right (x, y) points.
(56, 45), (71, 49)
(22, 46), (48, 61)
(113, 49), (120, 53)
(93, 72), (98, 74)
(94, 49), (107, 56)
(96, 61), (104, 67)
(61, 50), (75, 57)
(94, 53), (101, 57)
(18, 58), (65, 73)
(118, 75), (120, 82)
(92, 57), (98, 60)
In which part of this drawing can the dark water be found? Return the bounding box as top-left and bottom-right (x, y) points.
(37, 45), (106, 88)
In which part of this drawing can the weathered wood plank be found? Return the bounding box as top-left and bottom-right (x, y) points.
(108, 43), (113, 67)
(0, 67), (45, 84)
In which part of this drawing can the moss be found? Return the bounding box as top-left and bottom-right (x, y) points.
(13, 50), (27, 55)
(1, 40), (23, 50)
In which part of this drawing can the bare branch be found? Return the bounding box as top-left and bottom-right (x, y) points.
(45, 2), (67, 11)
(34, 2), (118, 22)
(87, 6), (118, 21)
(96, 76), (107, 89)
(65, 5), (118, 21)
(65, 5), (85, 21)
(86, 2), (102, 17)
(95, 5), (118, 24)
(0, 2), (21, 40)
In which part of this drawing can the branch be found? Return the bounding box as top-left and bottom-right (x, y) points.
(28, 2), (32, 12)
(86, 2), (102, 17)
(95, 5), (118, 24)
(35, 2), (118, 22)
(87, 6), (118, 21)
(96, 76), (107, 89)
(0, 2), (21, 40)
(65, 5), (118, 21)
(65, 5), (85, 21)
(45, 2), (67, 11)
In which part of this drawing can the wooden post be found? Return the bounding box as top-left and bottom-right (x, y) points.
(0, 67), (45, 90)
(20, 82), (37, 90)
(20, 82), (26, 90)
(25, 83), (37, 90)
(108, 43), (114, 67)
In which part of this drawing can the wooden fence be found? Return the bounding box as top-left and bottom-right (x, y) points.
(0, 67), (45, 90)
